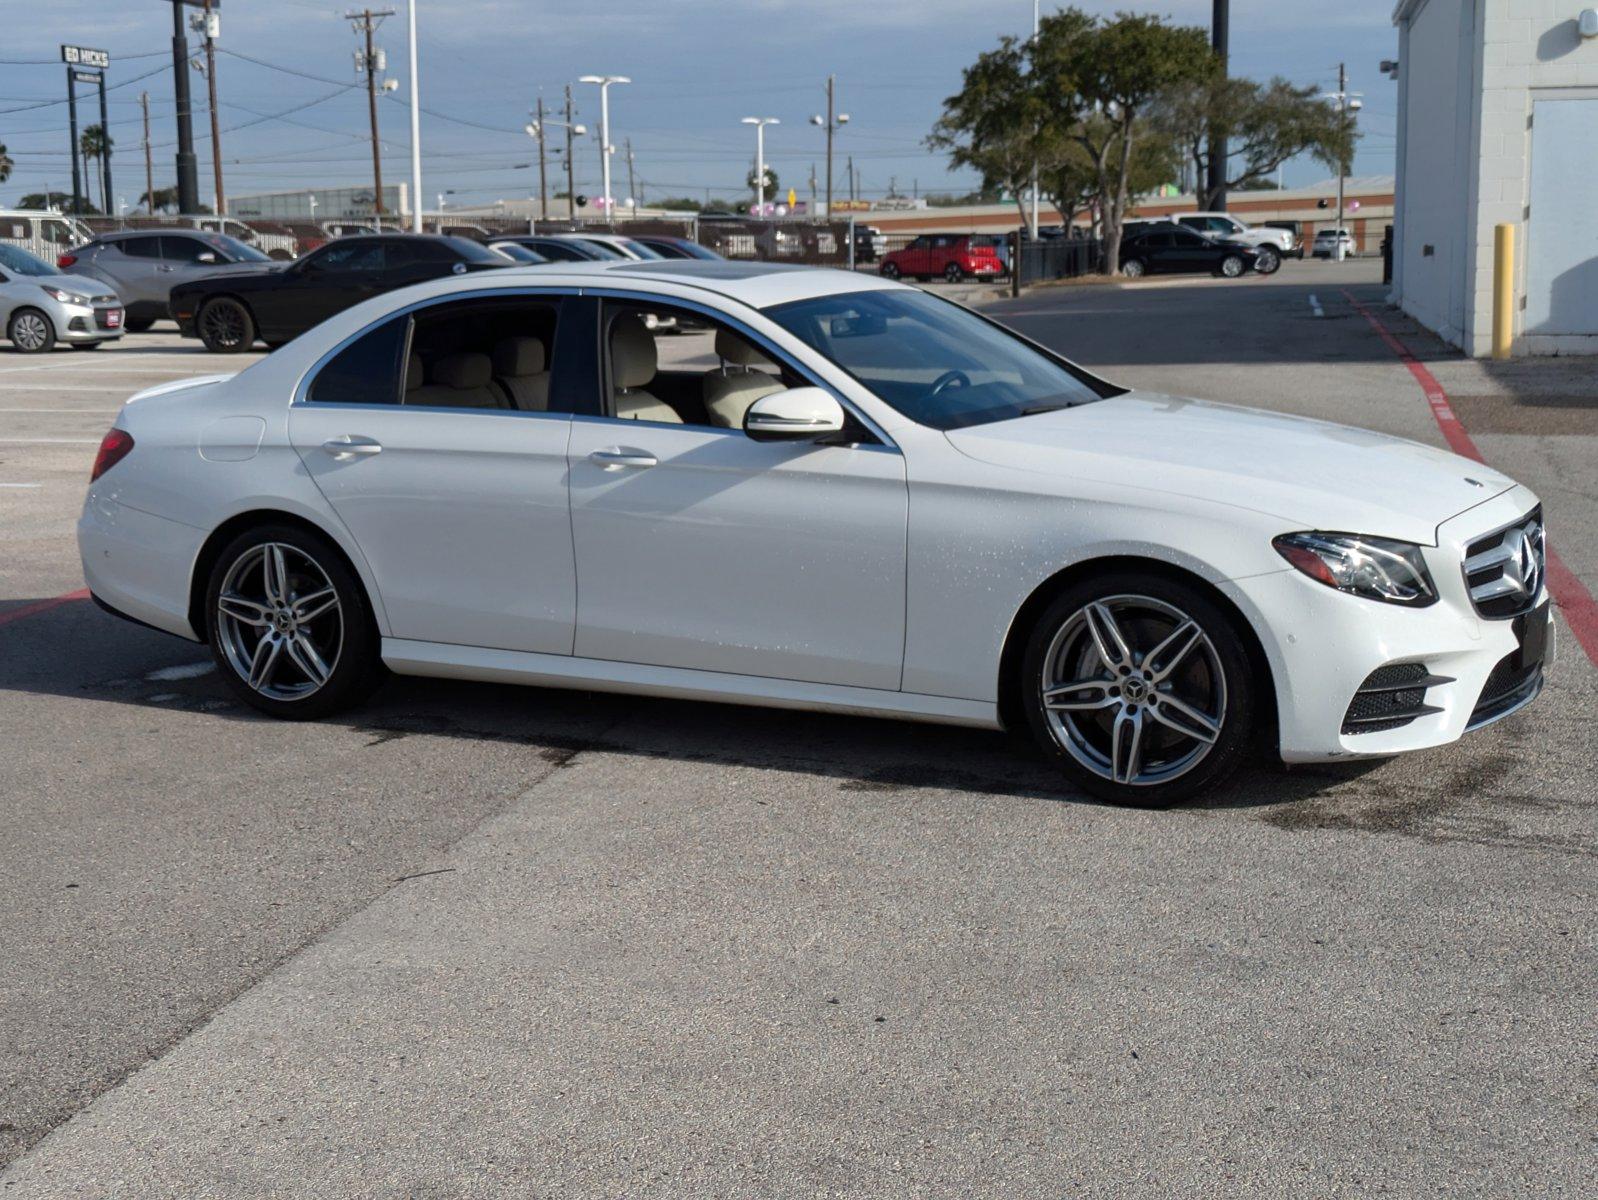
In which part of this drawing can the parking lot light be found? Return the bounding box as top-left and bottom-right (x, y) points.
(742, 116), (779, 216)
(579, 75), (629, 225)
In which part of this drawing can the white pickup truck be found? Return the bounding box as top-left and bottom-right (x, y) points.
(1171, 212), (1296, 267)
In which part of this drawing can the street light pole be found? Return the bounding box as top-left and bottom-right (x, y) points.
(579, 74), (629, 225)
(406, 0), (422, 232)
(742, 117), (778, 215)
(1208, 0), (1229, 211)
(1029, 0), (1039, 239)
(534, 95), (547, 219)
(170, 0), (200, 214)
(810, 76), (849, 218)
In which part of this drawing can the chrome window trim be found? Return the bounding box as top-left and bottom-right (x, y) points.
(583, 285), (899, 450)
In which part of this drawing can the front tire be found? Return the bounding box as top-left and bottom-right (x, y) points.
(1019, 573), (1256, 806)
(943, 262), (964, 283)
(1219, 254), (1246, 278)
(879, 262), (900, 280)
(1253, 247), (1281, 275)
(204, 523), (382, 719)
(197, 297), (256, 353)
(8, 308), (55, 353)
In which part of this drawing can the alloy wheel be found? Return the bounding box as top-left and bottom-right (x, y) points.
(1254, 247), (1280, 273)
(1221, 255), (1244, 278)
(200, 301), (249, 350)
(11, 312), (51, 352)
(1122, 259), (1144, 279)
(215, 542), (343, 701)
(1040, 594), (1227, 788)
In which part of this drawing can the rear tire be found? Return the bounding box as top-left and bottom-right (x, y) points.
(1019, 572), (1257, 807)
(124, 317), (156, 333)
(204, 523), (383, 720)
(8, 308), (55, 354)
(197, 297), (256, 353)
(1253, 247), (1281, 275)
(1121, 258), (1146, 279)
(943, 262), (964, 282)
(879, 262), (900, 280)
(74, 340), (103, 350)
(1219, 254), (1245, 279)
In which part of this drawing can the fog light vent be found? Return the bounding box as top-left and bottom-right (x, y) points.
(1341, 663), (1452, 734)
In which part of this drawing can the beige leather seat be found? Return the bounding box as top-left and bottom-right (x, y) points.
(703, 328), (785, 429)
(407, 352), (508, 409)
(491, 337), (550, 411)
(610, 315), (682, 423)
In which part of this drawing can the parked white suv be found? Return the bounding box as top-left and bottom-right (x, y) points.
(1173, 212), (1295, 268)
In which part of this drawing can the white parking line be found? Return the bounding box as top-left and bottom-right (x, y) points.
(0, 384), (138, 392)
(1308, 293), (1324, 318)
(0, 437), (100, 444)
(0, 482), (43, 488)
(0, 408), (121, 414)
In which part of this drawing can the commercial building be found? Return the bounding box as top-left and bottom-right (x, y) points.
(1391, 0), (1598, 356)
(228, 184), (409, 222)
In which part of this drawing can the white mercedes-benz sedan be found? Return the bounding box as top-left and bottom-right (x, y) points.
(78, 260), (1552, 805)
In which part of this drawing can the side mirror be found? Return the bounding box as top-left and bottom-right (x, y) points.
(744, 387), (846, 442)
(196, 251), (218, 264)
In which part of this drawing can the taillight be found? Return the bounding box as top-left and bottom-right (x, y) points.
(57, 253), (78, 269)
(90, 428), (134, 482)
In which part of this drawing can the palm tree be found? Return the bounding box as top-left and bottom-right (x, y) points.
(80, 124), (113, 212)
(0, 143), (13, 186)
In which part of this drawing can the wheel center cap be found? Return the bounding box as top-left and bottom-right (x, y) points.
(1122, 677), (1149, 703)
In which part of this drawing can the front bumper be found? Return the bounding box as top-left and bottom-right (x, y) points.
(1228, 486), (1553, 762)
(54, 300), (124, 343)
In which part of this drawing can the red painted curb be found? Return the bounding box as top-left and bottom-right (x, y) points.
(0, 588), (90, 629)
(1343, 290), (1598, 669)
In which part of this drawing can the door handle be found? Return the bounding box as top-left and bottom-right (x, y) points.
(588, 446), (657, 470)
(157, 265), (174, 272)
(321, 435), (382, 460)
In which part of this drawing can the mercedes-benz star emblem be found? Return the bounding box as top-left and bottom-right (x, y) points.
(1504, 525), (1543, 598)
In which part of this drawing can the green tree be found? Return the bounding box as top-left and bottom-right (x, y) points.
(140, 185), (180, 213)
(655, 196), (704, 212)
(79, 124), (114, 212)
(927, 36), (1061, 231)
(745, 164), (779, 206)
(0, 143), (13, 186)
(1155, 75), (1355, 209)
(19, 190), (100, 214)
(1055, 11), (1213, 274)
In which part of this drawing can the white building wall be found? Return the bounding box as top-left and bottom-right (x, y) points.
(1395, 0), (1598, 356)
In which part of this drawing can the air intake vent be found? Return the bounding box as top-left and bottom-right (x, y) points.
(1342, 663), (1452, 734)
(1464, 508), (1544, 619)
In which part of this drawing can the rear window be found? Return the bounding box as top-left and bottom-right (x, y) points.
(443, 237), (508, 264)
(306, 318), (408, 406)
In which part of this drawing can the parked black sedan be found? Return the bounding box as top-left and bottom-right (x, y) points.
(170, 234), (510, 352)
(1117, 223), (1261, 279)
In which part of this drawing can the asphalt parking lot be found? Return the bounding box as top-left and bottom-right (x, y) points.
(2, 259), (1594, 1196)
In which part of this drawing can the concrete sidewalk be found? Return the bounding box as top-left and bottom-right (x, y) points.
(5, 747), (1593, 1197)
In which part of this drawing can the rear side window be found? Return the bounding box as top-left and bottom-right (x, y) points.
(159, 236), (212, 263)
(117, 236), (163, 259)
(306, 317), (408, 406)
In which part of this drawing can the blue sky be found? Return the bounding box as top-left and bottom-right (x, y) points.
(0, 1), (1400, 210)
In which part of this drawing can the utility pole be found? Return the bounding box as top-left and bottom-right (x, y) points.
(535, 95), (548, 219)
(1208, 0), (1229, 211)
(564, 85), (577, 219)
(1029, 0), (1040, 238)
(141, 91), (154, 212)
(199, 0), (223, 214)
(624, 137), (637, 215)
(846, 154), (854, 202)
(170, 0), (200, 213)
(348, 9), (396, 225)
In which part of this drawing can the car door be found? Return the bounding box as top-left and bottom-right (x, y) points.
(902, 235), (932, 277)
(95, 236), (167, 310)
(287, 290), (577, 654)
(1168, 228), (1217, 273)
(565, 295), (908, 690)
(158, 234), (228, 289)
(1134, 231), (1173, 272)
(256, 240), (387, 339)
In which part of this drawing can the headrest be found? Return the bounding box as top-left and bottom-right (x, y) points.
(432, 352), (492, 390)
(715, 328), (773, 368)
(610, 316), (657, 389)
(405, 352), (423, 391)
(492, 337), (545, 377)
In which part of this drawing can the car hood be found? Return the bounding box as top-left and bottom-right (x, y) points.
(29, 272), (117, 300)
(944, 391), (1517, 545)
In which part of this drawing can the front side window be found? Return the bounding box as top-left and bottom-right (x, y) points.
(600, 299), (806, 429)
(310, 241), (387, 272)
(765, 289), (1111, 431)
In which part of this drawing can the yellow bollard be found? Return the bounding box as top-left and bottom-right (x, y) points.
(1492, 223), (1515, 360)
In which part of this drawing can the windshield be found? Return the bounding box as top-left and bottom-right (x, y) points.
(491, 242), (546, 263)
(618, 238), (664, 259)
(766, 289), (1113, 430)
(0, 244), (60, 276)
(568, 238), (626, 260)
(204, 233), (271, 262)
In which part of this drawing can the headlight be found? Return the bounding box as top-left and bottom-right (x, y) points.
(40, 285), (89, 305)
(1273, 532), (1437, 607)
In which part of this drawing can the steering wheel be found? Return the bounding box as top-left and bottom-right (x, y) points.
(927, 369), (972, 398)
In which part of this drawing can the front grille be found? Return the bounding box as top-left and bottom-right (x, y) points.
(1468, 653), (1543, 729)
(1342, 662), (1452, 735)
(1463, 507), (1544, 618)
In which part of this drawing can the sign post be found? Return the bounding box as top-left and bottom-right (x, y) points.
(62, 47), (111, 214)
